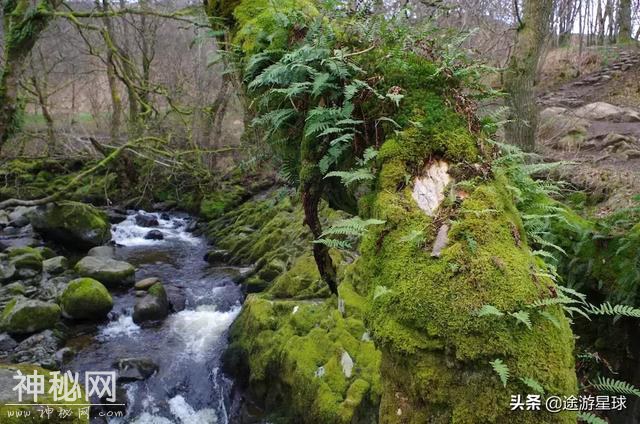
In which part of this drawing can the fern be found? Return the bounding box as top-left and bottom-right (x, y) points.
(324, 168), (375, 186)
(510, 310), (532, 329)
(313, 238), (352, 249)
(490, 359), (510, 387)
(520, 377), (545, 394)
(314, 217), (385, 250)
(591, 377), (640, 397)
(588, 302), (640, 318)
(476, 304), (504, 317)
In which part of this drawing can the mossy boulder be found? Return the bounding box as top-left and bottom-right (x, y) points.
(60, 278), (113, 320)
(28, 201), (111, 249)
(0, 364), (88, 423)
(359, 165), (577, 423)
(74, 256), (135, 288)
(0, 297), (61, 335)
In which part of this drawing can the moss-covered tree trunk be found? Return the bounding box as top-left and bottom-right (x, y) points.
(0, 0), (62, 148)
(503, 0), (553, 152)
(206, 1), (578, 422)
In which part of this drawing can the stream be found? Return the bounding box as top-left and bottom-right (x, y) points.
(64, 212), (244, 423)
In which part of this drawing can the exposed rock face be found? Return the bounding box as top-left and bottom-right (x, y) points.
(60, 278), (113, 320)
(574, 102), (640, 122)
(74, 256), (135, 288)
(10, 330), (62, 368)
(0, 297), (60, 334)
(412, 160), (451, 216)
(28, 201), (112, 249)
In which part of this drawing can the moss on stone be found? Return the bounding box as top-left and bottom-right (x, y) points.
(0, 296), (61, 334)
(357, 167), (577, 422)
(60, 278), (113, 321)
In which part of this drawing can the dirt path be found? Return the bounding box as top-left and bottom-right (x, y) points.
(535, 48), (640, 215)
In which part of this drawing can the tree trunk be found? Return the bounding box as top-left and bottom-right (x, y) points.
(503, 0), (553, 152)
(618, 0), (633, 42)
(99, 0), (123, 141)
(0, 0), (62, 149)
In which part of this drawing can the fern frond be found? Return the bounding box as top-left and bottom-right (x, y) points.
(591, 377), (640, 397)
(588, 302), (640, 318)
(539, 311), (562, 329)
(510, 311), (532, 329)
(490, 359), (510, 387)
(476, 304), (504, 317)
(313, 238), (352, 249)
(519, 377), (544, 394)
(324, 168), (375, 186)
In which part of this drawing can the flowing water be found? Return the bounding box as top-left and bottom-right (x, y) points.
(65, 212), (244, 424)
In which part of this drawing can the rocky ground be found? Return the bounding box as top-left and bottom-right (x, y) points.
(536, 47), (640, 215)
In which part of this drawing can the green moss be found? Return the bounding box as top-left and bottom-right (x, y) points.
(0, 296), (61, 334)
(60, 278), (113, 320)
(227, 295), (381, 423)
(358, 171), (577, 423)
(232, 0), (319, 55)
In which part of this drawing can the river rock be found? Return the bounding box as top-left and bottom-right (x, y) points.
(60, 278), (113, 320)
(43, 256), (68, 275)
(74, 256), (135, 288)
(54, 347), (75, 367)
(105, 208), (128, 224)
(0, 333), (17, 352)
(0, 224), (40, 250)
(8, 206), (35, 227)
(0, 263), (16, 284)
(114, 357), (159, 382)
(0, 210), (9, 227)
(135, 277), (160, 290)
(144, 230), (164, 240)
(88, 245), (116, 259)
(135, 213), (159, 227)
(0, 297), (61, 335)
(132, 283), (169, 323)
(10, 330), (62, 368)
(28, 201), (112, 249)
(7, 247), (43, 277)
(204, 249), (231, 265)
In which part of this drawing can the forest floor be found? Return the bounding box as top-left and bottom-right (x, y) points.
(536, 45), (640, 216)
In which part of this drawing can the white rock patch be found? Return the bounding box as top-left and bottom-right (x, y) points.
(412, 160), (451, 216)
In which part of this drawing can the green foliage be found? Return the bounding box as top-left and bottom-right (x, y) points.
(520, 377), (545, 394)
(591, 377), (640, 397)
(314, 217), (385, 250)
(490, 359), (510, 387)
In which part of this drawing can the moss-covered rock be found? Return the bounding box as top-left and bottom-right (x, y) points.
(74, 256), (135, 288)
(28, 201), (111, 249)
(358, 165), (577, 422)
(0, 297), (61, 334)
(60, 278), (113, 320)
